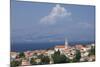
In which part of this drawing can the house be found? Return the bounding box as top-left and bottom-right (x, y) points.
(10, 52), (18, 61)
(55, 45), (65, 51)
(21, 59), (31, 66)
(48, 50), (54, 56)
(35, 58), (41, 64)
(64, 47), (76, 60)
(88, 55), (95, 61)
(24, 51), (33, 58)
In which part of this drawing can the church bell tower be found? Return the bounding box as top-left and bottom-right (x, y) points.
(65, 38), (68, 49)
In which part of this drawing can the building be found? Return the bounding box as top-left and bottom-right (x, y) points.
(88, 55), (95, 61)
(10, 52), (18, 61)
(48, 50), (54, 56)
(21, 59), (31, 66)
(35, 59), (41, 64)
(24, 51), (33, 58)
(54, 38), (68, 52)
(65, 38), (68, 49)
(47, 50), (54, 64)
(55, 45), (65, 52)
(64, 47), (76, 60)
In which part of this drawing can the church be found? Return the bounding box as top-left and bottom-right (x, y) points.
(54, 39), (69, 52)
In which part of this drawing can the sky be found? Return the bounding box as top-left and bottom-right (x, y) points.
(11, 0), (95, 44)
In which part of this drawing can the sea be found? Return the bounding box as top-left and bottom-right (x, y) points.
(11, 41), (95, 52)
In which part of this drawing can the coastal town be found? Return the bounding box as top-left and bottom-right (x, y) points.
(10, 40), (95, 67)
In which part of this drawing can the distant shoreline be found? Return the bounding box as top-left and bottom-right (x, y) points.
(11, 41), (95, 52)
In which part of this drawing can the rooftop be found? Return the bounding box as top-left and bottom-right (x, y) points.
(55, 45), (65, 48)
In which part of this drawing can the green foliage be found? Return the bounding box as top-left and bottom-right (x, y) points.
(38, 54), (44, 59)
(54, 50), (60, 55)
(10, 60), (21, 67)
(73, 50), (81, 62)
(41, 56), (50, 64)
(19, 52), (25, 58)
(52, 50), (70, 63)
(89, 46), (95, 56)
(30, 58), (37, 65)
(30, 54), (50, 65)
(38, 54), (50, 64)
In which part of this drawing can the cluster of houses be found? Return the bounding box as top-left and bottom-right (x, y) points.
(10, 39), (95, 66)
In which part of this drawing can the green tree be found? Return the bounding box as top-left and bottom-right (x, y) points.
(89, 46), (95, 56)
(41, 56), (50, 64)
(38, 54), (50, 64)
(52, 51), (70, 63)
(38, 54), (44, 59)
(54, 50), (60, 55)
(10, 60), (21, 67)
(30, 58), (37, 65)
(19, 52), (25, 58)
(73, 50), (81, 62)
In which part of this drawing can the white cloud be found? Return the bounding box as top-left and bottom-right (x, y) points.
(40, 4), (71, 25)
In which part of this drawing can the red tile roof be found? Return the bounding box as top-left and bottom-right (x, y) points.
(55, 45), (65, 48)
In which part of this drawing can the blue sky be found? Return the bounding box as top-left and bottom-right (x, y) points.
(11, 0), (95, 43)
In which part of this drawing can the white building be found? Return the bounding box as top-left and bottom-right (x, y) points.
(35, 59), (41, 64)
(48, 50), (54, 56)
(10, 52), (18, 61)
(21, 59), (31, 66)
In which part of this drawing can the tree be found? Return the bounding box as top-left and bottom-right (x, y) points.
(89, 46), (95, 56)
(30, 58), (37, 65)
(54, 50), (60, 55)
(38, 54), (44, 59)
(41, 56), (50, 64)
(52, 51), (70, 63)
(10, 60), (21, 67)
(19, 52), (25, 58)
(73, 50), (81, 62)
(38, 54), (50, 64)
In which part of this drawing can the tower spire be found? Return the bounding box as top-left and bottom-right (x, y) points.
(65, 38), (68, 48)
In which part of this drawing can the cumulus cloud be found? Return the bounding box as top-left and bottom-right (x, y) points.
(40, 4), (71, 25)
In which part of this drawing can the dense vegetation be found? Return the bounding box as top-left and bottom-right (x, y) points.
(52, 50), (70, 63)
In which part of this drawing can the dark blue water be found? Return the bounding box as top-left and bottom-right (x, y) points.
(11, 41), (63, 52)
(11, 41), (95, 52)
